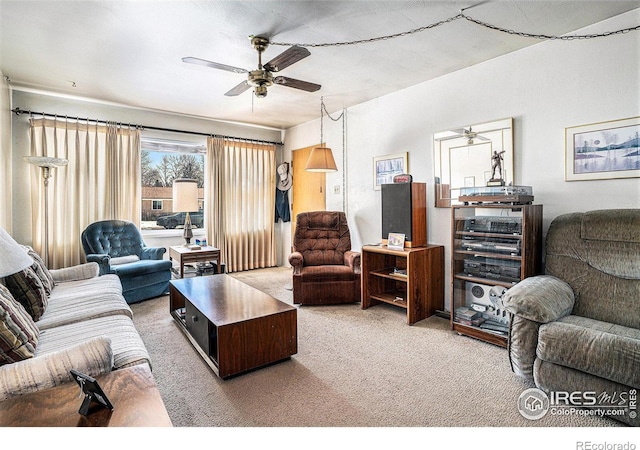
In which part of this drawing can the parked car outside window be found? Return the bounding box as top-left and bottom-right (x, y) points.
(156, 210), (204, 229)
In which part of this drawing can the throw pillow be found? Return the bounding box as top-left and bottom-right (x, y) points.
(0, 284), (39, 366)
(3, 267), (49, 321)
(21, 245), (55, 295)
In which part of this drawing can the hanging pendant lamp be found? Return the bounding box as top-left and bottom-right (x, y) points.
(305, 97), (337, 172)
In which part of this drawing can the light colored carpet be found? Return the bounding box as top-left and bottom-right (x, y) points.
(131, 267), (620, 428)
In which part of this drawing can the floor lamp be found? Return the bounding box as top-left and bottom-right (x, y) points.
(24, 156), (69, 267)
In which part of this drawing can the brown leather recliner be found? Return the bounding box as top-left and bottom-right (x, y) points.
(289, 211), (361, 305)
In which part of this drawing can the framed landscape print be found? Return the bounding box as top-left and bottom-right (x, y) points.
(373, 152), (408, 190)
(565, 116), (640, 181)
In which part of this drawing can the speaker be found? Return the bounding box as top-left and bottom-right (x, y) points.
(381, 182), (426, 247)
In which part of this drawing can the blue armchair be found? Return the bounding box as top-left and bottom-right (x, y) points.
(81, 220), (172, 304)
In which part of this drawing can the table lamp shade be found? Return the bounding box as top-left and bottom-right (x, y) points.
(173, 179), (199, 212)
(0, 226), (33, 277)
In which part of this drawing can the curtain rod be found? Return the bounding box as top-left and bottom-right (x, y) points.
(11, 107), (283, 146)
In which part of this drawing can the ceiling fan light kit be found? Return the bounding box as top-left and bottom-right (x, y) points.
(183, 35), (321, 99)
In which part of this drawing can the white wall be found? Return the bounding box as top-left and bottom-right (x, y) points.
(284, 11), (640, 309)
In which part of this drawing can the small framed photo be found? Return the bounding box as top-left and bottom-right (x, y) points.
(373, 152), (408, 190)
(70, 369), (114, 416)
(387, 232), (405, 250)
(565, 116), (640, 181)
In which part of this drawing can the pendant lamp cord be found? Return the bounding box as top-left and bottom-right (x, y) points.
(321, 98), (345, 123)
(320, 97), (324, 146)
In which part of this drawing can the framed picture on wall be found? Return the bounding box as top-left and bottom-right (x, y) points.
(373, 152), (408, 190)
(565, 116), (640, 181)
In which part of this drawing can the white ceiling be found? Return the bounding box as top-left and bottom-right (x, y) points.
(1, 1), (639, 130)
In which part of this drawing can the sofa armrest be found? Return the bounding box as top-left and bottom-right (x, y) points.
(0, 336), (113, 401)
(140, 246), (166, 260)
(502, 275), (574, 381)
(49, 262), (100, 283)
(503, 275), (574, 323)
(85, 254), (111, 275)
(344, 251), (361, 274)
(507, 315), (542, 380)
(289, 252), (303, 275)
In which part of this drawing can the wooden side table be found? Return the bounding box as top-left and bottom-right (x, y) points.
(169, 245), (221, 278)
(0, 363), (172, 427)
(361, 244), (444, 325)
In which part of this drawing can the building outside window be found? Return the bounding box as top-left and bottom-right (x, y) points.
(140, 138), (205, 231)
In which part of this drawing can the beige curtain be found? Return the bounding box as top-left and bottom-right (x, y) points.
(28, 118), (140, 269)
(205, 137), (276, 273)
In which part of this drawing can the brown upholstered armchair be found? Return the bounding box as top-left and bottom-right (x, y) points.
(289, 211), (361, 305)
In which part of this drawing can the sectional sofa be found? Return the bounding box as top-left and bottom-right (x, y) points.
(0, 246), (151, 401)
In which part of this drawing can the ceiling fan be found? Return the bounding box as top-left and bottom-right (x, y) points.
(182, 36), (321, 98)
(450, 126), (491, 145)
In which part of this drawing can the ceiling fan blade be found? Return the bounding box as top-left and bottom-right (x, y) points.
(225, 81), (251, 96)
(475, 135), (491, 141)
(451, 128), (469, 135)
(273, 76), (321, 92)
(182, 57), (248, 74)
(263, 46), (310, 72)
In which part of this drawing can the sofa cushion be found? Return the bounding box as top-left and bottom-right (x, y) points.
(293, 211), (352, 266)
(545, 211), (640, 329)
(21, 246), (55, 294)
(35, 314), (151, 370)
(37, 274), (132, 330)
(0, 284), (39, 365)
(0, 336), (113, 401)
(300, 265), (358, 283)
(305, 212), (340, 231)
(3, 266), (48, 320)
(581, 209), (640, 243)
(111, 259), (172, 277)
(81, 220), (145, 258)
(537, 315), (640, 388)
(110, 255), (140, 266)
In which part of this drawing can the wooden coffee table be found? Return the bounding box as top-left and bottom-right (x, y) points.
(169, 275), (297, 379)
(0, 363), (172, 427)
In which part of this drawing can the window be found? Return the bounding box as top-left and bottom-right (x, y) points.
(140, 138), (205, 231)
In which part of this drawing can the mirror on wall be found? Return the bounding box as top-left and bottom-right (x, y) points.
(433, 117), (513, 207)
